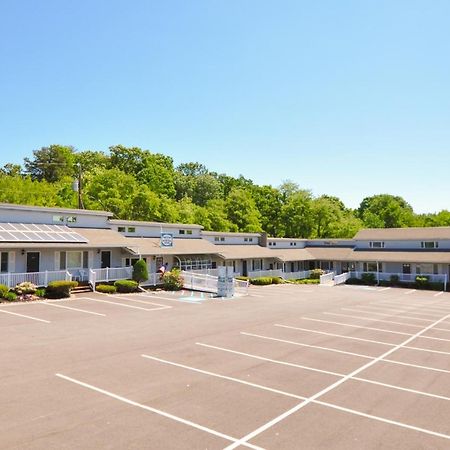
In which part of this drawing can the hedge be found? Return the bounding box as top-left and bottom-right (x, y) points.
(45, 280), (78, 299)
(250, 277), (273, 285)
(293, 279), (320, 284)
(96, 284), (117, 294)
(114, 279), (138, 293)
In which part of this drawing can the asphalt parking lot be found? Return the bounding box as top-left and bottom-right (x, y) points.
(1, 284), (450, 449)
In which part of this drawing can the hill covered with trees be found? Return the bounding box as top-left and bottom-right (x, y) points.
(1, 144), (449, 238)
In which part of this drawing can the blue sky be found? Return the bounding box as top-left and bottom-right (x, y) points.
(1, 0), (449, 213)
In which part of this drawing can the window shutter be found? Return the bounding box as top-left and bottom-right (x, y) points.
(55, 252), (60, 270)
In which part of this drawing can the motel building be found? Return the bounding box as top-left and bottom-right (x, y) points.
(0, 202), (449, 289)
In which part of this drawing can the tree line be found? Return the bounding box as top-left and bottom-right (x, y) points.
(1, 144), (449, 238)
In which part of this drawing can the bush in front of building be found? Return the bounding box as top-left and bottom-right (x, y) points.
(114, 279), (138, 293)
(309, 269), (325, 279)
(271, 277), (284, 284)
(45, 280), (78, 298)
(132, 259), (148, 284)
(162, 269), (184, 291)
(415, 276), (430, 289)
(293, 278), (320, 284)
(3, 291), (17, 301)
(96, 284), (117, 294)
(35, 288), (46, 298)
(0, 284), (9, 298)
(361, 272), (377, 285)
(345, 277), (364, 285)
(235, 276), (249, 281)
(389, 274), (400, 285)
(250, 277), (273, 285)
(14, 281), (37, 295)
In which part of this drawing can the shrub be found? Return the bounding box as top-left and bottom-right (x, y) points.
(250, 277), (273, 285)
(96, 284), (117, 294)
(390, 274), (400, 285)
(162, 269), (184, 291)
(4, 291), (17, 301)
(132, 259), (148, 284)
(361, 272), (377, 285)
(15, 281), (37, 295)
(46, 280), (78, 299)
(0, 284), (8, 298)
(293, 279), (320, 284)
(271, 277), (283, 284)
(235, 276), (249, 281)
(114, 279), (138, 293)
(35, 288), (46, 298)
(346, 277), (364, 285)
(309, 269), (325, 279)
(415, 276), (430, 289)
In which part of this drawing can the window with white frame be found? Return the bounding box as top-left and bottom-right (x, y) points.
(124, 257), (147, 267)
(369, 241), (385, 248)
(1, 252), (8, 272)
(363, 262), (381, 272)
(421, 241), (438, 249)
(416, 263), (437, 274)
(186, 230), (193, 235)
(252, 259), (262, 271)
(179, 230), (185, 235)
(62, 251), (89, 269)
(118, 226), (126, 232)
(127, 227), (136, 233)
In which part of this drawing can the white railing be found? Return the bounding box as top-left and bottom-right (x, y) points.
(334, 272), (351, 285)
(320, 271), (335, 285)
(282, 270), (312, 281)
(349, 271), (447, 284)
(88, 266), (133, 286)
(0, 270), (71, 289)
(247, 269), (283, 279)
(182, 271), (219, 293)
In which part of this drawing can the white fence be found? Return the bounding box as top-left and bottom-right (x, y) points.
(89, 267), (133, 288)
(182, 271), (219, 293)
(0, 270), (71, 289)
(247, 269), (283, 279)
(282, 270), (312, 281)
(320, 272), (335, 285)
(349, 271), (447, 285)
(333, 272), (351, 285)
(234, 278), (250, 296)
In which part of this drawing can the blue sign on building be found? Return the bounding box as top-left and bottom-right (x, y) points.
(160, 232), (174, 248)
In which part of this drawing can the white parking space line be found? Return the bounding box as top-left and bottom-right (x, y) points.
(78, 297), (168, 311)
(240, 332), (374, 359)
(325, 312), (425, 329)
(141, 354), (305, 400)
(274, 323), (450, 355)
(274, 324), (397, 347)
(111, 295), (172, 309)
(40, 302), (106, 316)
(341, 308), (434, 322)
(353, 305), (443, 318)
(404, 289), (417, 295)
(138, 293), (203, 304)
(225, 313), (450, 449)
(434, 292), (445, 297)
(0, 308), (51, 323)
(301, 317), (412, 336)
(378, 287), (391, 292)
(368, 301), (450, 314)
(55, 374), (261, 450)
(196, 342), (344, 377)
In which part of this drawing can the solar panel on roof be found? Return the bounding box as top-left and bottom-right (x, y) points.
(0, 223), (88, 243)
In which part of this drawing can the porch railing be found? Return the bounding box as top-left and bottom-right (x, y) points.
(247, 269), (283, 279)
(282, 270), (312, 280)
(182, 271), (219, 293)
(0, 270), (72, 289)
(320, 272), (335, 285)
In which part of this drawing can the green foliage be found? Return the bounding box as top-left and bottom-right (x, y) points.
(225, 188), (262, 232)
(390, 274), (400, 284)
(24, 145), (76, 182)
(309, 269), (325, 279)
(271, 277), (284, 284)
(35, 288), (46, 297)
(114, 280), (138, 293)
(346, 277), (364, 285)
(415, 276), (430, 289)
(292, 278), (320, 284)
(3, 292), (17, 301)
(280, 190), (314, 238)
(96, 284), (117, 294)
(235, 276), (249, 281)
(250, 277), (273, 285)
(0, 284), (9, 298)
(132, 259), (149, 284)
(361, 272), (377, 285)
(162, 269), (184, 291)
(46, 280), (78, 298)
